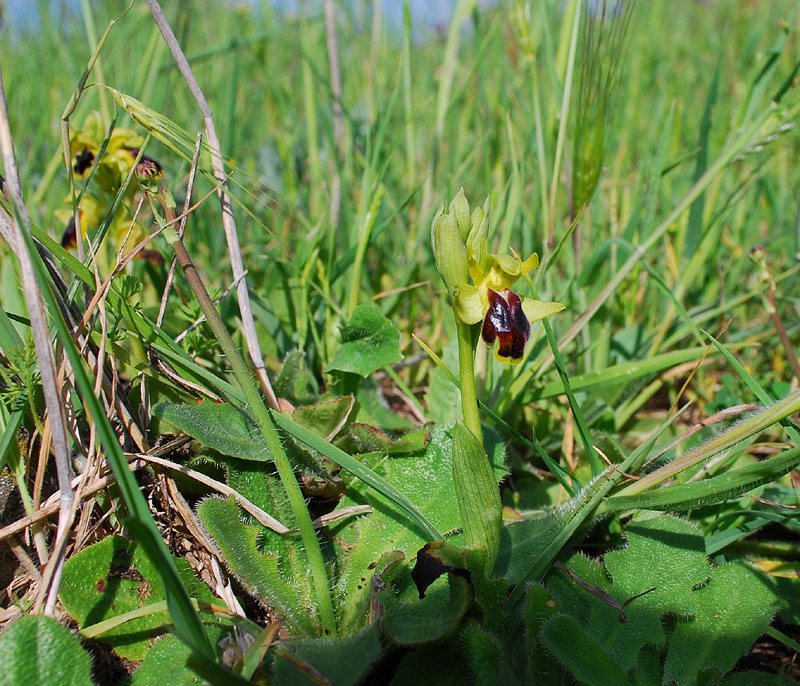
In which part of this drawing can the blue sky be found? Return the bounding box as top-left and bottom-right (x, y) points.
(4, 1), (487, 32)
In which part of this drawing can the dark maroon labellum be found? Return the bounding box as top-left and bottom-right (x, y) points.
(61, 216), (78, 249)
(73, 149), (95, 175)
(481, 289), (531, 361)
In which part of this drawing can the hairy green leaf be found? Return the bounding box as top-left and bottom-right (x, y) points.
(272, 625), (382, 685)
(663, 562), (777, 685)
(326, 302), (403, 377)
(153, 401), (269, 461)
(59, 536), (218, 660)
(196, 496), (316, 636)
(0, 615), (92, 685)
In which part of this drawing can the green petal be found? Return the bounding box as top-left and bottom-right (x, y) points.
(520, 253), (539, 273)
(455, 284), (485, 325)
(521, 297), (565, 324)
(495, 253), (522, 277)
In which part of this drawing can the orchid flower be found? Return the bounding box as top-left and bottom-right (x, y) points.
(432, 189), (564, 364)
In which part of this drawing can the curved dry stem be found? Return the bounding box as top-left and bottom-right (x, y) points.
(145, 0), (279, 411)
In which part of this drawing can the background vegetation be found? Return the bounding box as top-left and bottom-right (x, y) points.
(0, 0), (799, 683)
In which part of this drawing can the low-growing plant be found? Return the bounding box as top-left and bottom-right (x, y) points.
(1, 1), (799, 685)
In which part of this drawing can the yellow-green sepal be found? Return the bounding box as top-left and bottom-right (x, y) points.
(450, 187), (471, 241)
(454, 284), (485, 325)
(432, 209), (469, 296)
(521, 297), (565, 324)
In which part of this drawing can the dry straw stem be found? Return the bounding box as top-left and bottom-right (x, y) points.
(0, 435), (293, 540)
(145, 132), (203, 437)
(324, 0), (343, 228)
(156, 132), (203, 329)
(137, 453), (289, 534)
(145, 0), (279, 411)
(0, 66), (76, 617)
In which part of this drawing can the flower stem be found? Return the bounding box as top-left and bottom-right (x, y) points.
(456, 319), (483, 447)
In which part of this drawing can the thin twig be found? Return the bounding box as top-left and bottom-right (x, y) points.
(146, 0), (279, 410)
(135, 452), (289, 535)
(312, 505), (372, 530)
(156, 132), (203, 328)
(0, 461), (143, 544)
(0, 436), (193, 542)
(6, 535), (43, 586)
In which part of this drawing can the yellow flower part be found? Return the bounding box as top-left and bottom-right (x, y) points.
(456, 197), (564, 363)
(55, 194), (147, 252)
(69, 112), (147, 193)
(432, 188), (565, 363)
(57, 112), (163, 257)
(54, 195), (102, 248)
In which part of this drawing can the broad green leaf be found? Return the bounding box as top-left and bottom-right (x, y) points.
(326, 302), (403, 377)
(540, 615), (629, 686)
(495, 477), (606, 584)
(381, 572), (473, 645)
(461, 548), (509, 636)
(522, 584), (569, 683)
(330, 425), (506, 634)
(130, 635), (196, 686)
(271, 409), (443, 541)
(458, 621), (516, 686)
(0, 615), (92, 686)
(202, 455), (314, 621)
(452, 421), (501, 570)
(390, 643), (468, 685)
(595, 516), (709, 670)
(153, 401), (270, 461)
(59, 536), (217, 660)
(718, 672), (794, 686)
(539, 517), (709, 675)
(775, 575), (800, 626)
(272, 624), (382, 686)
(543, 553), (611, 624)
(662, 562), (778, 685)
(537, 516), (780, 684)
